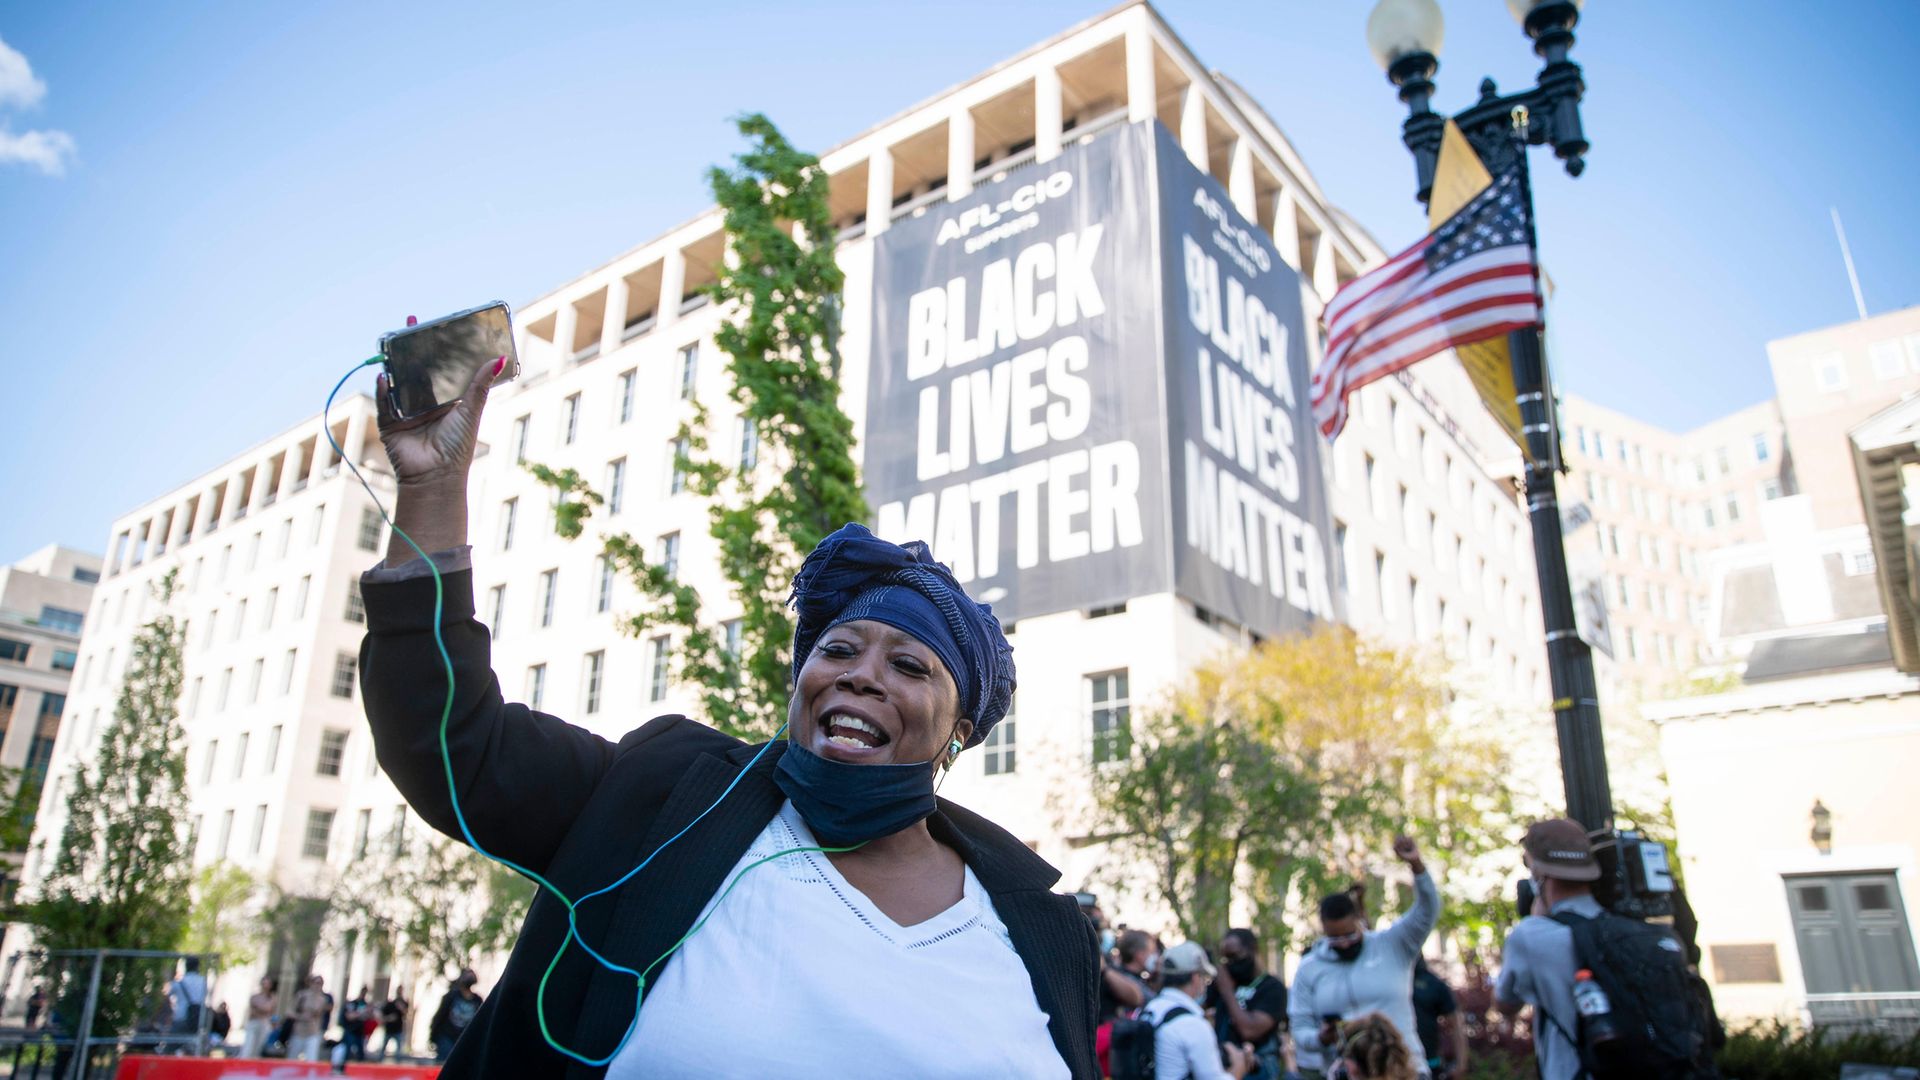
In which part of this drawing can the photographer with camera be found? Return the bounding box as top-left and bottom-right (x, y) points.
(1496, 819), (1719, 1080)
(1288, 836), (1439, 1079)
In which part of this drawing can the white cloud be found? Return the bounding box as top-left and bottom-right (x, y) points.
(0, 35), (75, 175)
(0, 35), (47, 110)
(0, 126), (77, 175)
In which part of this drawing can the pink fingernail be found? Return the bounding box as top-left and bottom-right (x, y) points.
(406, 315), (418, 327)
(492, 356), (506, 376)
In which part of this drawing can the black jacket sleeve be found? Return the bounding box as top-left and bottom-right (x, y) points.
(359, 567), (617, 876)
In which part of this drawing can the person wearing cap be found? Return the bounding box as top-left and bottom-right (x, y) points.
(1139, 943), (1253, 1080)
(359, 358), (1096, 1078)
(1494, 819), (1604, 1080)
(1287, 835), (1439, 1078)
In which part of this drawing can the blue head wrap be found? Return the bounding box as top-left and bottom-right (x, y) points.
(790, 523), (1015, 747)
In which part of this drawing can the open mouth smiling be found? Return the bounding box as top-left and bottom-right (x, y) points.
(820, 710), (893, 751)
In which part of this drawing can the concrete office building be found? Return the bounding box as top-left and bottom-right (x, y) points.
(0, 546), (101, 891)
(468, 0), (1590, 908)
(6, 399), (454, 1027)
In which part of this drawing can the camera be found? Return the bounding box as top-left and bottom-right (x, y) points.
(1594, 829), (1676, 920)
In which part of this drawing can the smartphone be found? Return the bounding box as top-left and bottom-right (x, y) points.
(380, 302), (519, 425)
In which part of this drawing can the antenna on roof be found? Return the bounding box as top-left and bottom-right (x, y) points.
(1830, 207), (1868, 322)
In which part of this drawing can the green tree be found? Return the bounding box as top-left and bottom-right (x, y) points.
(24, 569), (193, 1032)
(1082, 625), (1517, 954)
(338, 834), (534, 982)
(180, 863), (262, 974)
(538, 112), (863, 739)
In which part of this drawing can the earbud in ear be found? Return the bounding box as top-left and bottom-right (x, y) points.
(949, 739), (963, 756)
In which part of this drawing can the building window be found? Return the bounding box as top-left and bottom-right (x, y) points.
(232, 598), (248, 641)
(722, 619), (743, 658)
(648, 636), (671, 702)
(202, 739), (219, 784)
(1725, 494), (1742, 523)
(310, 503), (327, 545)
(539, 569), (558, 627)
(217, 667), (233, 711)
(247, 657), (264, 705)
(1846, 549), (1877, 576)
(186, 676), (203, 719)
(1374, 551), (1389, 618)
(266, 725), (282, 772)
(739, 418), (759, 471)
(1364, 454), (1380, 517)
(526, 663), (547, 710)
(677, 343), (699, 400)
(657, 533), (680, 581)
(1816, 353), (1847, 392)
(982, 715), (1016, 775)
(1088, 670), (1130, 764)
(281, 648), (298, 695)
(499, 498), (519, 551)
(1760, 478), (1782, 501)
(51, 648), (77, 672)
(1332, 522), (1349, 591)
(302, 808), (335, 859)
(331, 652), (357, 698)
(316, 729), (349, 777)
(216, 809), (235, 860)
(232, 732), (249, 779)
(38, 607), (84, 635)
(344, 581), (366, 624)
(607, 457), (627, 515)
(295, 575), (311, 619)
(562, 393), (581, 445)
(0, 639), (27, 665)
(1871, 340), (1906, 380)
(583, 651), (605, 715)
(488, 585), (507, 638)
(1751, 433), (1770, 463)
(250, 804), (268, 855)
(618, 369), (637, 423)
(263, 586), (278, 629)
(512, 415), (530, 463)
(357, 507), (383, 552)
(353, 808), (373, 859)
(277, 518), (293, 558)
(390, 805), (409, 857)
(595, 559), (614, 614)
(668, 437), (690, 495)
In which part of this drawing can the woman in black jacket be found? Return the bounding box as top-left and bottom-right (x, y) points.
(359, 359), (1097, 1078)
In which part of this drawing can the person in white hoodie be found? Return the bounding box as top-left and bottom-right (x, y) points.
(1288, 836), (1440, 1079)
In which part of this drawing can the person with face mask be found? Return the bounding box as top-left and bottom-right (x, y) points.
(1208, 928), (1287, 1080)
(358, 360), (1095, 1077)
(1287, 836), (1440, 1079)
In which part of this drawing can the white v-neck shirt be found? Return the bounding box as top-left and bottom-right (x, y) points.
(609, 800), (1069, 1079)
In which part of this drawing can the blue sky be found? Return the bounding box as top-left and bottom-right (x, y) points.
(4, 1), (1916, 563)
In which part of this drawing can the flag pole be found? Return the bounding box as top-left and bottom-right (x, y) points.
(1504, 105), (1614, 836)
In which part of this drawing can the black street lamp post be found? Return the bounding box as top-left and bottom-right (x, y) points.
(1365, 0), (1614, 837)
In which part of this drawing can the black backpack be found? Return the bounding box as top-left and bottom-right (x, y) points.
(1109, 1005), (1192, 1080)
(1552, 910), (1720, 1080)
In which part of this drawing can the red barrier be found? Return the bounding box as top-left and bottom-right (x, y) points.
(113, 1057), (440, 1080)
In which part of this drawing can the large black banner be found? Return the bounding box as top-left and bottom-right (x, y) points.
(866, 123), (1169, 620)
(865, 121), (1336, 638)
(1153, 124), (1337, 635)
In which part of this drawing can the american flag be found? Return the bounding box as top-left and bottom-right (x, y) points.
(1310, 171), (1542, 439)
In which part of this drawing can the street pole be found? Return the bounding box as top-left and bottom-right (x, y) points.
(1505, 124), (1612, 834)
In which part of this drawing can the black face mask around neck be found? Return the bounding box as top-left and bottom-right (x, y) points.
(774, 739), (941, 847)
(1332, 939), (1365, 963)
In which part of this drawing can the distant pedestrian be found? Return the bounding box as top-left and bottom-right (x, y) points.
(340, 986), (372, 1061)
(1288, 835), (1439, 1078)
(24, 984), (45, 1029)
(1210, 928), (1286, 1080)
(240, 976), (277, 1058)
(208, 1002), (232, 1049)
(428, 969), (482, 1063)
(1136, 942), (1251, 1080)
(169, 957), (208, 1035)
(379, 989), (410, 1058)
(1339, 1012), (1419, 1080)
(290, 974), (331, 1061)
(1410, 957), (1464, 1078)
